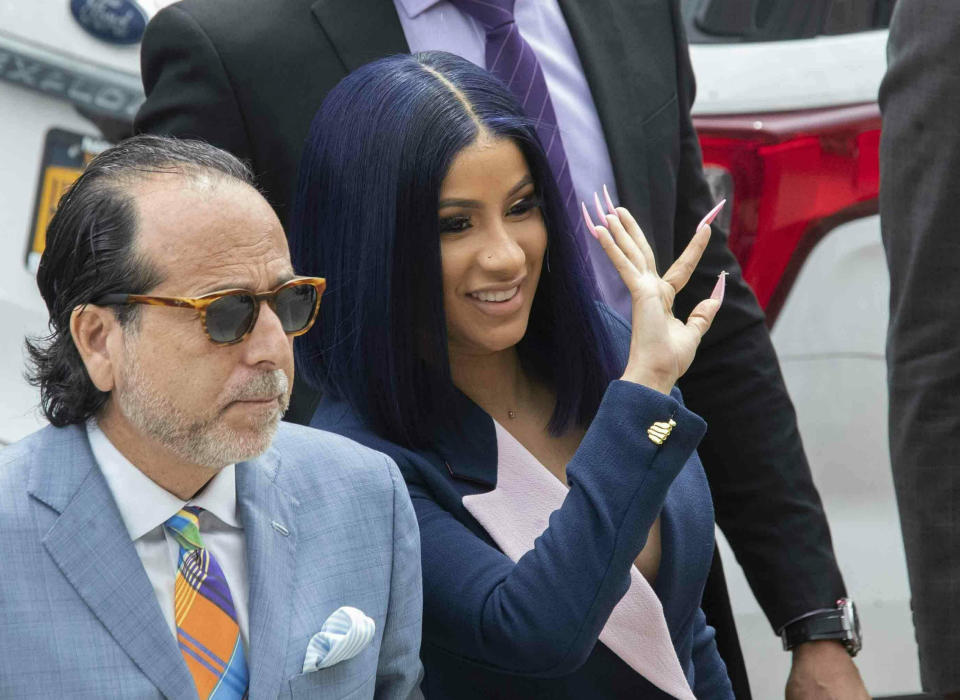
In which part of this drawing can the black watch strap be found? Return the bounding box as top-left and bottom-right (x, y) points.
(779, 599), (861, 657)
(781, 610), (845, 649)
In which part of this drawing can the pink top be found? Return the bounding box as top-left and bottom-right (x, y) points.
(462, 421), (695, 699)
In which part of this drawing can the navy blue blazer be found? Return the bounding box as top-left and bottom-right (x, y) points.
(312, 311), (732, 698)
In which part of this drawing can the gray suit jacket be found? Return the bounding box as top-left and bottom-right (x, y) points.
(0, 422), (424, 699)
(879, 0), (960, 692)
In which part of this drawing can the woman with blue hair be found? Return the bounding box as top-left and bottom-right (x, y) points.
(291, 51), (732, 698)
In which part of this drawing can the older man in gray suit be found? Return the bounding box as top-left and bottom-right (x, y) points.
(880, 2), (960, 696)
(0, 135), (423, 699)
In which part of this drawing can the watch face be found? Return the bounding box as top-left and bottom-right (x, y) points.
(838, 598), (862, 656)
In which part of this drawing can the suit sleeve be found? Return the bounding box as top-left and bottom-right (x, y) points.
(665, 0), (846, 630)
(690, 608), (734, 699)
(135, 4), (252, 163)
(879, 0), (960, 691)
(375, 456), (425, 700)
(408, 382), (706, 676)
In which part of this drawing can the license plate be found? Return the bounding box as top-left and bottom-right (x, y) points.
(27, 128), (110, 272)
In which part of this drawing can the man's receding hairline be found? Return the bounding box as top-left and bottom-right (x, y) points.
(119, 163), (257, 195)
(127, 167), (284, 294)
(119, 167), (258, 296)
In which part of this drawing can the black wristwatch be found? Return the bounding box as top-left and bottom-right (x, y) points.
(779, 598), (862, 657)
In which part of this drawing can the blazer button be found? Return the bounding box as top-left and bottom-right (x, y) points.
(647, 418), (677, 445)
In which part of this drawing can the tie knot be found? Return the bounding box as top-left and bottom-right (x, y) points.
(164, 505), (205, 551)
(448, 0), (516, 31)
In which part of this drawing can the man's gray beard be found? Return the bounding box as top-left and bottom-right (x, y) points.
(116, 352), (290, 470)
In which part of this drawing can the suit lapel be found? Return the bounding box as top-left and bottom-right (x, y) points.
(431, 389), (498, 487)
(558, 0), (674, 261)
(310, 0), (409, 72)
(236, 447), (299, 699)
(33, 425), (195, 700)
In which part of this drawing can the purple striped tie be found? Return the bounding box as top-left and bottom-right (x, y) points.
(449, 0), (590, 260)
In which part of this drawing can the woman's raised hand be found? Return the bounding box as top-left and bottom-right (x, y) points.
(582, 188), (726, 395)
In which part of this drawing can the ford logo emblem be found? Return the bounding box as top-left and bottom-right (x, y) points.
(70, 0), (148, 45)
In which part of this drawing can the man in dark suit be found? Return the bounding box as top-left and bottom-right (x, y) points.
(134, 1), (867, 695)
(880, 1), (960, 696)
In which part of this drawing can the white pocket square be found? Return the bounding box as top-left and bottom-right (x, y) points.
(302, 606), (376, 673)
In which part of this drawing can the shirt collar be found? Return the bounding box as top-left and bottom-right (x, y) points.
(87, 420), (241, 542)
(395, 0), (445, 20)
(192, 461), (240, 529)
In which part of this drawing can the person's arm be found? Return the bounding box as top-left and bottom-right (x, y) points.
(374, 456), (425, 699)
(135, 3), (252, 163)
(409, 381), (706, 675)
(661, 0), (869, 692)
(665, 0), (846, 630)
(880, 0), (960, 694)
(689, 608), (734, 699)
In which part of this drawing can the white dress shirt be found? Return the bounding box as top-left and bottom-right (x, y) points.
(87, 421), (250, 647)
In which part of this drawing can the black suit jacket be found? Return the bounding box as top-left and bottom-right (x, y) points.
(135, 0), (846, 675)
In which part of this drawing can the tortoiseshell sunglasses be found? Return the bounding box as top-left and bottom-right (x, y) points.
(95, 276), (326, 345)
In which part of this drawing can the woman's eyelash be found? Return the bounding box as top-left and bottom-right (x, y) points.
(439, 215), (472, 233)
(508, 195), (541, 215)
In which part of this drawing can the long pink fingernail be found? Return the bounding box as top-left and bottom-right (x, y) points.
(697, 199), (727, 232)
(710, 271), (728, 303)
(593, 192), (606, 223)
(603, 184), (617, 215)
(581, 201), (600, 240)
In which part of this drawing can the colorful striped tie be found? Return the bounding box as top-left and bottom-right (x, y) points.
(449, 0), (590, 261)
(164, 506), (249, 700)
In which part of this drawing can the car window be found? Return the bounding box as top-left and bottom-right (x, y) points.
(681, 0), (894, 43)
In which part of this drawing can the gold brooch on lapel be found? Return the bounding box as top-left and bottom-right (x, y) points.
(647, 419), (676, 446)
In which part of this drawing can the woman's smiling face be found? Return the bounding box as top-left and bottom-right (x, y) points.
(438, 135), (548, 360)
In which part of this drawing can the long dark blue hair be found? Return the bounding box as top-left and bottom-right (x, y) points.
(290, 51), (619, 447)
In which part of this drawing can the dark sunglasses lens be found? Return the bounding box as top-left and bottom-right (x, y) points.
(206, 294), (256, 343)
(275, 284), (317, 333)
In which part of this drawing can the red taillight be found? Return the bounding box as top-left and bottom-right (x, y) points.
(694, 103), (880, 323)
